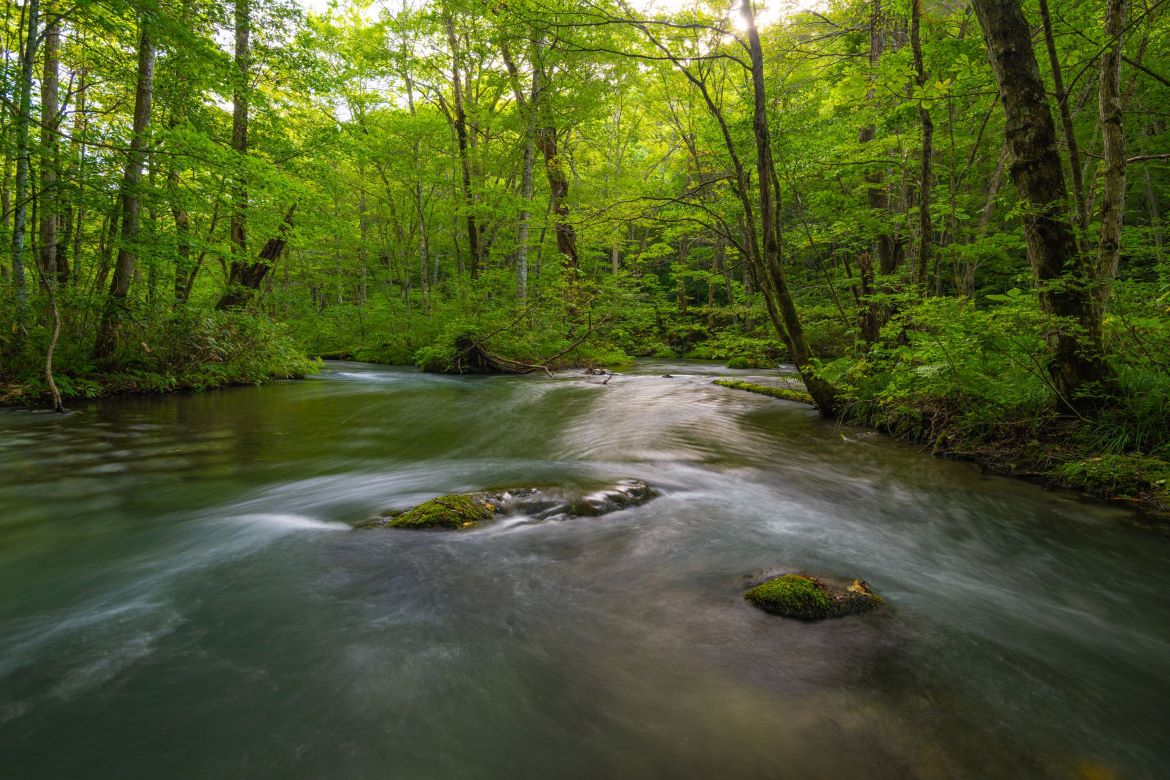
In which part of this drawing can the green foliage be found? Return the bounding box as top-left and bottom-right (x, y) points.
(684, 330), (785, 364)
(817, 297), (1053, 444)
(1080, 367), (1170, 456)
(9, 310), (317, 401)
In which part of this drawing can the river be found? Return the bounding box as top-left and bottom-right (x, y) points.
(1, 361), (1167, 778)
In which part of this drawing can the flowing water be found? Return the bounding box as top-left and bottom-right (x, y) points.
(1, 361), (1168, 778)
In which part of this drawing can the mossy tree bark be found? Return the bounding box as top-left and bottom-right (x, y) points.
(970, 0), (1113, 409)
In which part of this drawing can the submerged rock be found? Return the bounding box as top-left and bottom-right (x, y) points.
(569, 479), (658, 516)
(360, 481), (658, 530)
(744, 574), (883, 620)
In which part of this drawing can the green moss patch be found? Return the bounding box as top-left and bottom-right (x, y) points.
(714, 379), (814, 405)
(726, 357), (771, 369)
(1050, 454), (1170, 502)
(744, 574), (883, 620)
(387, 494), (498, 529)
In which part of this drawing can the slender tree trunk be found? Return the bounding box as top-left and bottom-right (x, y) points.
(228, 0), (249, 284)
(859, 0), (897, 278)
(401, 48), (430, 307)
(38, 3), (62, 285)
(1096, 0), (1127, 302)
(358, 161), (368, 306)
(169, 166), (191, 306)
(10, 0), (39, 335)
(93, 21), (155, 360)
(970, 0), (1112, 407)
(70, 50), (88, 284)
(743, 0), (837, 414)
(444, 8), (480, 279)
(94, 198), (120, 294)
(1143, 168), (1163, 265)
(517, 127), (535, 300)
(1038, 0), (1088, 232)
(911, 0), (933, 293)
(499, 39), (537, 301)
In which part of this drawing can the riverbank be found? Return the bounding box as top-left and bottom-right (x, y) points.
(712, 373), (1170, 518)
(0, 359), (318, 406)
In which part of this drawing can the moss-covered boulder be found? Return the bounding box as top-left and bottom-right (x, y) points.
(381, 493), (498, 529)
(744, 574), (883, 620)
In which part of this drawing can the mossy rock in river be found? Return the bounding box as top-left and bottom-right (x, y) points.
(360, 481), (658, 530)
(744, 574), (883, 620)
(384, 493), (498, 529)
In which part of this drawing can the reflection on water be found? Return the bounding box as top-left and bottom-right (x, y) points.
(1, 361), (1168, 778)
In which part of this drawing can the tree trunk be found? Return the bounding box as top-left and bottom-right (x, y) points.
(38, 3), (63, 285)
(70, 60), (88, 282)
(1038, 0), (1088, 231)
(215, 205), (295, 310)
(230, 0), (249, 269)
(970, 0), (1112, 407)
(444, 8), (480, 279)
(537, 122), (580, 280)
(93, 20), (155, 360)
(910, 0), (933, 293)
(743, 0), (837, 414)
(859, 0), (897, 278)
(9, 0), (39, 334)
(169, 167), (191, 306)
(1096, 0), (1127, 301)
(401, 47), (430, 308)
(499, 39), (537, 301)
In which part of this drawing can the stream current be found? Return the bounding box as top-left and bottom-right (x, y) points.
(1, 360), (1168, 778)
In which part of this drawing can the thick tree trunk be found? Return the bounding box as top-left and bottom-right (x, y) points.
(537, 124), (580, 279)
(93, 22), (155, 360)
(1096, 0), (1127, 301)
(970, 0), (1112, 407)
